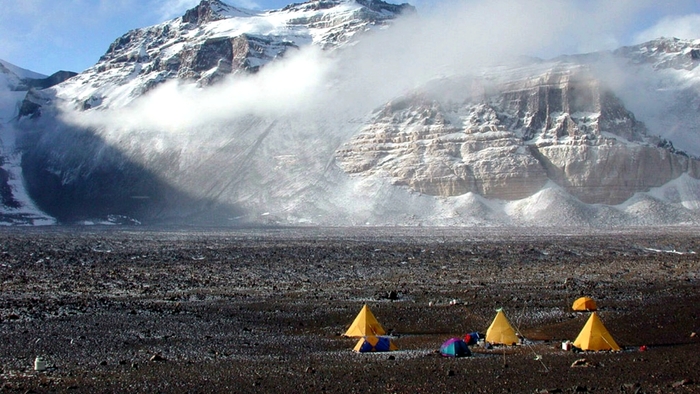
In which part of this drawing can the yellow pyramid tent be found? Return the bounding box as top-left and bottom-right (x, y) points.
(572, 296), (597, 311)
(344, 304), (386, 337)
(573, 312), (620, 351)
(485, 309), (519, 345)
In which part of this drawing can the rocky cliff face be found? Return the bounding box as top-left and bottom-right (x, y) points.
(336, 63), (700, 205)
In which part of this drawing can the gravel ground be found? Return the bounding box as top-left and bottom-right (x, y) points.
(0, 226), (699, 393)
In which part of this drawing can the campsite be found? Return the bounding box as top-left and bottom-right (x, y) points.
(0, 226), (698, 392)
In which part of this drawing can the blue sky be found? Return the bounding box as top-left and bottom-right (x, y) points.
(1, 0), (700, 76)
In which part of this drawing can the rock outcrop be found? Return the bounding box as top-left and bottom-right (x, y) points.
(22, 71), (77, 90)
(181, 0), (249, 25)
(337, 64), (700, 204)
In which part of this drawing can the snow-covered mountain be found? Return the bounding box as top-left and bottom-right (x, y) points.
(7, 0), (700, 226)
(40, 0), (414, 112)
(0, 59), (78, 224)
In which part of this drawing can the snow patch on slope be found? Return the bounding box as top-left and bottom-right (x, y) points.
(0, 122), (57, 225)
(293, 174), (700, 227)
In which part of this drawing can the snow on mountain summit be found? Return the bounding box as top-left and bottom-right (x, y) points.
(49, 0), (414, 112)
(0, 59), (46, 81)
(613, 37), (700, 71)
(181, 0), (259, 24)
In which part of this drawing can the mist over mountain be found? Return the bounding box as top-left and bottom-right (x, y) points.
(3, 0), (700, 226)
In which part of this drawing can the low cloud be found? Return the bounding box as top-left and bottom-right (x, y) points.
(158, 0), (200, 20)
(59, 0), (700, 137)
(231, 0), (262, 10)
(62, 47), (334, 132)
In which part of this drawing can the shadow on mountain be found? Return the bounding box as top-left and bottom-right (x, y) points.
(19, 125), (246, 226)
(16, 71), (79, 91)
(0, 164), (20, 209)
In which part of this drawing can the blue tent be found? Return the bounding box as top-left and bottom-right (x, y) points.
(440, 338), (472, 357)
(353, 336), (398, 352)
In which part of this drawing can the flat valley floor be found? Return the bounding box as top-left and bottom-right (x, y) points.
(0, 227), (698, 393)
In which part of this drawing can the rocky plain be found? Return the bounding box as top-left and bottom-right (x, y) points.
(0, 226), (698, 393)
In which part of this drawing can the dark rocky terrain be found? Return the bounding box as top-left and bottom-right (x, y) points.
(0, 226), (698, 393)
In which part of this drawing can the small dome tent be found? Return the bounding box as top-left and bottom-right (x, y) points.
(440, 338), (471, 357)
(572, 296), (597, 311)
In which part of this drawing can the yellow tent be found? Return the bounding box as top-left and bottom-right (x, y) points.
(344, 304), (386, 337)
(572, 296), (597, 311)
(573, 312), (620, 351)
(485, 309), (519, 345)
(353, 336), (398, 352)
